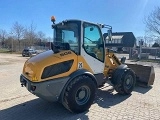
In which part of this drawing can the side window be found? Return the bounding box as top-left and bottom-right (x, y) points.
(83, 23), (104, 62)
(55, 23), (79, 54)
(62, 30), (78, 53)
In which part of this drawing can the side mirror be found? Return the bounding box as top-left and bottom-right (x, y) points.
(108, 29), (112, 41)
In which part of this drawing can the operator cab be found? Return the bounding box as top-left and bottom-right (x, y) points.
(51, 20), (80, 55)
(51, 17), (112, 63)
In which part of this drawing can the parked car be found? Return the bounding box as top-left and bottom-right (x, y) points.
(109, 49), (117, 53)
(22, 48), (37, 57)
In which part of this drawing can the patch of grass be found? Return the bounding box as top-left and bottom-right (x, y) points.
(130, 59), (160, 63)
(140, 59), (160, 63)
(0, 49), (11, 53)
(0, 49), (22, 54)
(130, 59), (139, 62)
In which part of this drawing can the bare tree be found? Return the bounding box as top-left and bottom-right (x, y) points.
(37, 31), (45, 40)
(24, 22), (37, 46)
(46, 37), (52, 49)
(0, 29), (8, 48)
(11, 22), (24, 51)
(37, 31), (46, 44)
(144, 7), (160, 43)
(136, 36), (143, 46)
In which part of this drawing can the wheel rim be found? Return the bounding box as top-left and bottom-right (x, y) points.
(124, 75), (133, 89)
(75, 86), (90, 105)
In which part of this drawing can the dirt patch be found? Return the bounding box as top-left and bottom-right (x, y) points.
(0, 53), (28, 65)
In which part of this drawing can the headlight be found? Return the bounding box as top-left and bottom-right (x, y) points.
(25, 71), (37, 81)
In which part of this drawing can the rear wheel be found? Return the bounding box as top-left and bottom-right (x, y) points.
(112, 68), (136, 95)
(29, 53), (32, 57)
(62, 75), (96, 113)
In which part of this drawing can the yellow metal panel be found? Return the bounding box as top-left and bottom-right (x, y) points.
(103, 49), (121, 77)
(23, 50), (78, 82)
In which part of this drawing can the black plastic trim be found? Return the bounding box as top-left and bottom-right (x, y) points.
(41, 60), (74, 79)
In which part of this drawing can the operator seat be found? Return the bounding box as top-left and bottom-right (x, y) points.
(60, 43), (71, 50)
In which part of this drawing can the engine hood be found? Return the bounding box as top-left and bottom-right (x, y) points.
(22, 50), (77, 82)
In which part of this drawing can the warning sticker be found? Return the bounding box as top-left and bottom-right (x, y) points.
(78, 62), (83, 69)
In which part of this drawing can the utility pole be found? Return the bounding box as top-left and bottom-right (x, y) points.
(139, 39), (143, 60)
(12, 38), (13, 53)
(10, 32), (13, 53)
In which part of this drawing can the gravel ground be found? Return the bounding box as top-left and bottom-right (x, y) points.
(0, 53), (160, 120)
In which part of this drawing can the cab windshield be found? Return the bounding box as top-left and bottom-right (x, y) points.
(53, 21), (79, 54)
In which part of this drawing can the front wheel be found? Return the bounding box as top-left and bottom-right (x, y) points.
(113, 68), (136, 95)
(62, 75), (96, 113)
(29, 53), (32, 57)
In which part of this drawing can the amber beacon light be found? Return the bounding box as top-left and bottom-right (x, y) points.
(51, 16), (56, 23)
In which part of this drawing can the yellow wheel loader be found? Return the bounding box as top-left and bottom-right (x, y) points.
(20, 17), (155, 113)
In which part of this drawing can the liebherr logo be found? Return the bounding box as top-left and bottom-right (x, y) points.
(60, 51), (71, 56)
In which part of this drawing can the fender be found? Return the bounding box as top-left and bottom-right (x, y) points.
(111, 64), (129, 85)
(59, 69), (98, 102)
(69, 69), (98, 85)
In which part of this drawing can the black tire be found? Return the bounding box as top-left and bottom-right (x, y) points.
(29, 53), (32, 57)
(62, 75), (96, 113)
(113, 68), (136, 95)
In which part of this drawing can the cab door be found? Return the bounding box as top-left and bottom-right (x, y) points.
(81, 22), (105, 74)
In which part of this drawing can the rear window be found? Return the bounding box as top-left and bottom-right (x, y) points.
(23, 49), (29, 52)
(23, 49), (34, 52)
